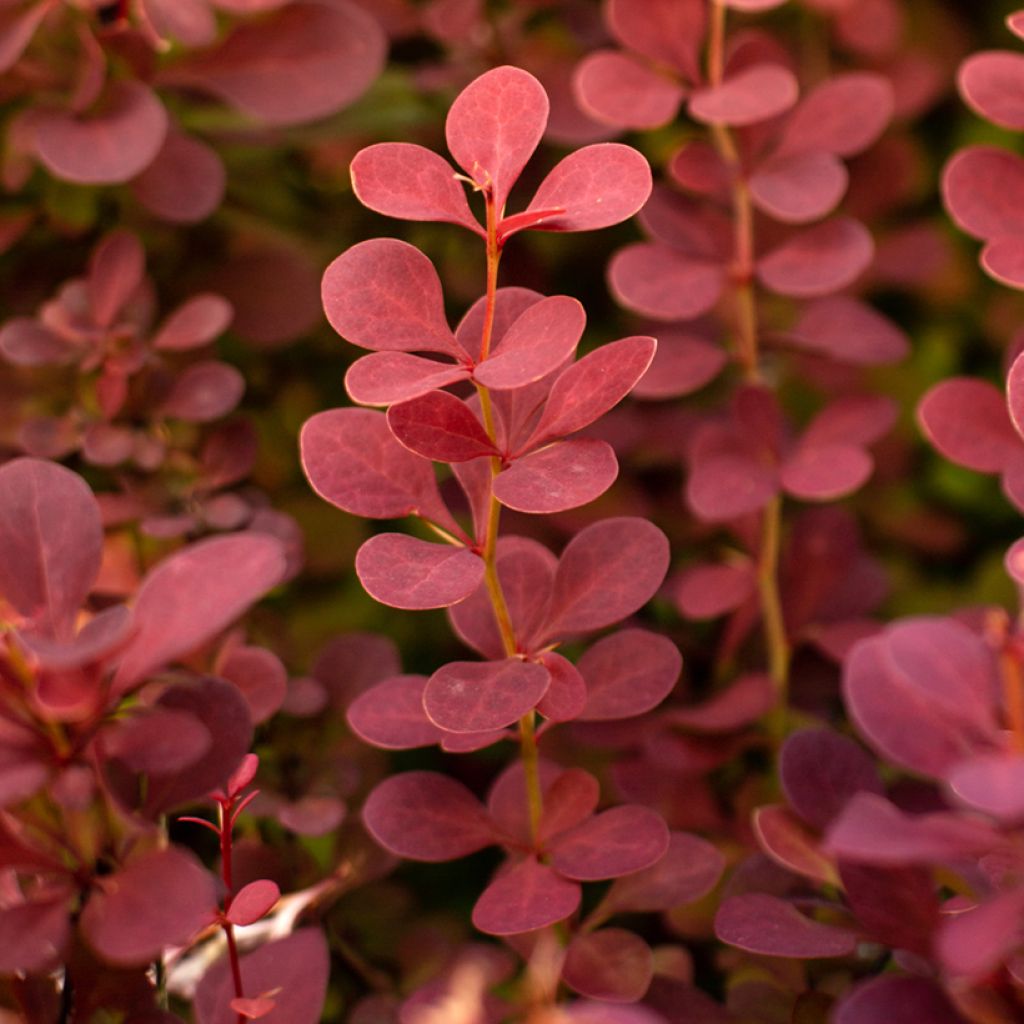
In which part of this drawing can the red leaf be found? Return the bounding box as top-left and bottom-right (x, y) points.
(788, 296), (909, 365)
(345, 352), (468, 407)
(918, 378), (1019, 473)
(538, 768), (601, 841)
(229, 997), (276, 1021)
(757, 218), (873, 297)
(322, 238), (463, 356)
(276, 795), (345, 837)
(550, 805), (669, 881)
(780, 443), (872, 501)
(606, 0), (706, 83)
(528, 336), (657, 448)
(0, 897), (69, 975)
(749, 150), (848, 224)
(194, 929), (329, 1024)
(536, 652), (588, 723)
(88, 229), (145, 329)
(104, 708), (211, 775)
(982, 236), (1024, 288)
(350, 142), (483, 234)
(456, 286), (544, 362)
(947, 754), (1024, 821)
(778, 73), (894, 157)
(301, 408), (456, 526)
(0, 458), (102, 639)
(445, 65), (548, 208)
(687, 425), (777, 521)
(515, 143), (652, 235)
(227, 879), (280, 927)
(18, 604), (133, 670)
(423, 658), (551, 733)
(715, 894), (856, 958)
(82, 847), (217, 965)
(387, 390), (498, 463)
(355, 534), (483, 610)
(689, 64), (799, 127)
(574, 51), (685, 131)
(347, 674), (444, 749)
(563, 929), (654, 1003)
(546, 518), (670, 636)
(959, 51), (1024, 130)
(474, 295), (585, 389)
(472, 858), (580, 935)
(834, 977), (967, 1024)
(753, 805), (839, 886)
(633, 330), (726, 399)
(674, 562), (756, 620)
(113, 534), (286, 691)
(0, 0), (49, 74)
(33, 81), (168, 185)
(666, 673), (776, 733)
(1008, 351), (1024, 441)
(942, 146), (1024, 241)
(164, 1), (385, 126)
(495, 439), (618, 514)
(153, 294), (233, 351)
(362, 771), (494, 861)
(937, 889), (1024, 979)
(160, 361), (245, 422)
(131, 130), (226, 224)
(0, 318), (71, 366)
(608, 243), (724, 321)
(577, 628), (681, 721)
(218, 645), (288, 724)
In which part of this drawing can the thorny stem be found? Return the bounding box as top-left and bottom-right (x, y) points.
(218, 800), (247, 1024)
(473, 192), (544, 843)
(759, 496), (791, 741)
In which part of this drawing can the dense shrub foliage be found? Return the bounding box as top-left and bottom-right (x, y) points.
(1, 1), (1024, 1022)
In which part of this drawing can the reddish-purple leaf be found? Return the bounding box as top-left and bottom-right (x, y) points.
(674, 562), (756, 619)
(841, 862), (939, 957)
(937, 890), (1024, 979)
(918, 378), (1019, 472)
(788, 296), (909, 365)
(1010, 9), (1024, 39)
(347, 674), (444, 749)
(423, 658), (551, 733)
(218, 645), (288, 724)
(606, 0), (706, 82)
(577, 629), (681, 721)
(753, 805), (840, 886)
(608, 243), (724, 321)
(495, 439), (618, 514)
(301, 408), (455, 526)
(226, 879), (280, 927)
(602, 832), (724, 915)
(833, 977), (966, 1024)
(781, 443), (872, 501)
(356, 535), (483, 610)
(573, 51), (686, 131)
(18, 605), (133, 671)
(947, 754), (1024, 821)
(780, 730), (882, 831)
(778, 73), (894, 157)
(689, 64), (799, 127)
(456, 286), (544, 362)
(276, 795), (346, 836)
(809, 399), (898, 448)
(550, 805), (669, 881)
(546, 518), (670, 636)
(230, 997), (275, 1021)
(388, 391), (498, 463)
(472, 858), (580, 935)
(0, 1), (49, 74)
(160, 361), (245, 422)
(942, 146), (1024, 241)
(474, 295), (585, 389)
(687, 426), (777, 522)
(88, 230), (145, 328)
(113, 534), (286, 691)
(445, 66), (548, 209)
(749, 150), (848, 224)
(516, 144), (652, 235)
(563, 929), (654, 1003)
(363, 771), (493, 861)
(1008, 351), (1024, 441)
(536, 652), (588, 723)
(757, 218), (873, 297)
(0, 318), (71, 367)
(165, 1), (384, 126)
(194, 929), (329, 1024)
(131, 130), (226, 224)
(715, 894), (856, 958)
(959, 51), (1024, 130)
(350, 143), (483, 234)
(104, 708), (211, 775)
(33, 81), (168, 185)
(633, 331), (726, 398)
(538, 768), (601, 842)
(322, 239), (462, 356)
(0, 458), (102, 639)
(528, 337), (657, 449)
(667, 673), (776, 732)
(981, 236), (1024, 287)
(345, 352), (469, 406)
(81, 847), (216, 965)
(0, 897), (69, 975)
(153, 294), (233, 351)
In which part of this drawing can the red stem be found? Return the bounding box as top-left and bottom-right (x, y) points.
(218, 800), (247, 1024)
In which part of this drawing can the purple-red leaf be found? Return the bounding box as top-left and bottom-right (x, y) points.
(423, 658), (551, 733)
(218, 645), (288, 724)
(757, 218), (873, 297)
(160, 361), (245, 423)
(606, 0), (706, 83)
(346, 674), (443, 749)
(573, 51), (686, 131)
(104, 709), (211, 775)
(959, 51), (1024, 130)
(780, 443), (872, 501)
(0, 458), (102, 639)
(577, 628), (681, 721)
(536, 652), (588, 723)
(550, 805), (669, 881)
(322, 239), (462, 356)
(494, 439), (618, 514)
(918, 378), (1019, 473)
(226, 879), (280, 927)
(689, 64), (799, 127)
(715, 894), (856, 958)
(355, 535), (483, 610)
(0, 897), (68, 975)
(608, 243), (724, 321)
(131, 130), (226, 224)
(350, 143), (482, 234)
(345, 352), (469, 407)
(445, 66), (548, 209)
(947, 754), (1024, 821)
(633, 330), (726, 398)
(563, 929), (654, 1003)
(81, 847), (216, 965)
(942, 146), (1024, 241)
(388, 391), (498, 463)
(546, 518), (670, 636)
(472, 858), (580, 935)
(749, 150), (848, 224)
(153, 295), (233, 351)
(113, 534), (285, 691)
(788, 296), (909, 365)
(363, 771), (493, 861)
(667, 673), (776, 732)
(833, 977), (966, 1024)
